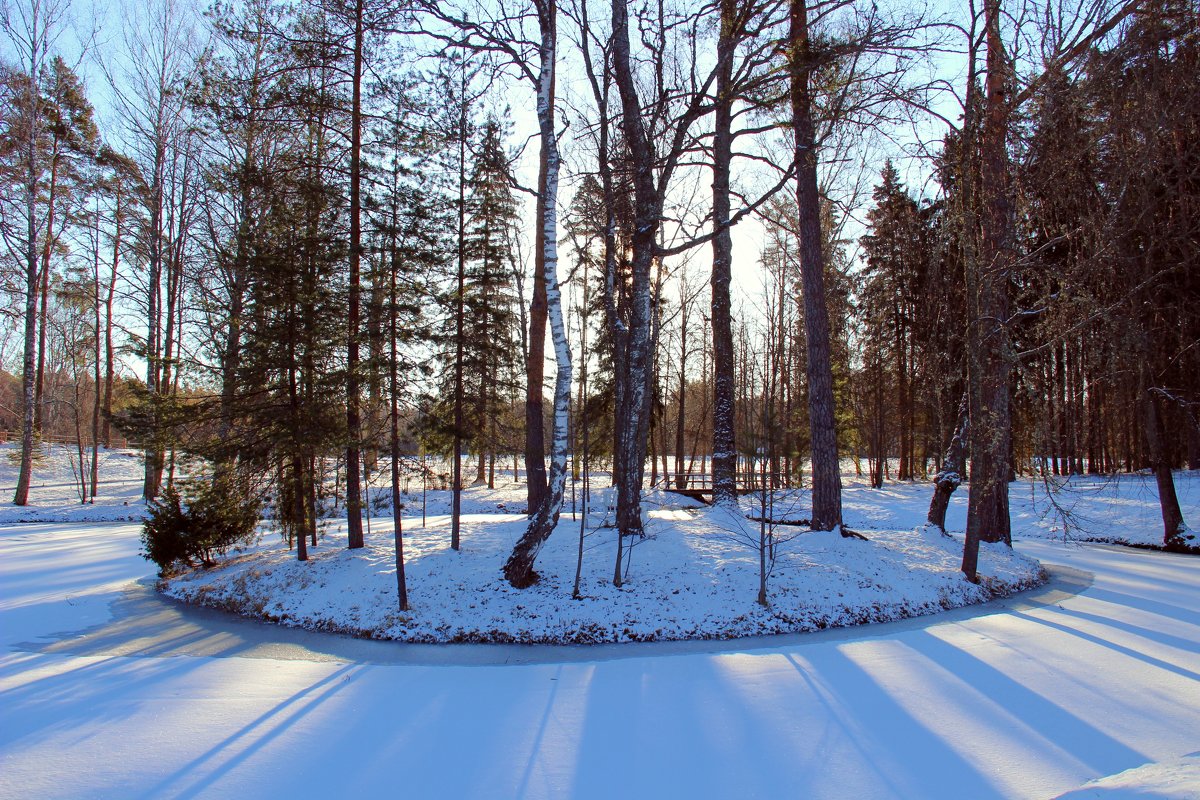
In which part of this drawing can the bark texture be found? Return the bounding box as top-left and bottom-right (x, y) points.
(789, 0), (843, 531)
(928, 398), (969, 531)
(451, 56), (467, 550)
(710, 0), (738, 507)
(524, 106), (550, 512)
(504, 1), (570, 588)
(390, 244), (409, 609)
(345, 0), (365, 549)
(1142, 385), (1189, 549)
(609, 0), (659, 538)
(962, 0), (1015, 582)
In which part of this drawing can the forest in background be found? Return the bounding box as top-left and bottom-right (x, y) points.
(2, 0), (1197, 599)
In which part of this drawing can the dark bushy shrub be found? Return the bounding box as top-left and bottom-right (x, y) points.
(142, 475), (262, 575)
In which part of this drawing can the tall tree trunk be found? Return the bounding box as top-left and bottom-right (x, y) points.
(573, 245), (591, 599)
(576, 0), (623, 577)
(14, 180), (38, 505)
(218, 283), (243, 454)
(649, 397), (659, 487)
(895, 303), (910, 480)
(294, 454), (308, 562)
(774, 263), (787, 488)
(158, 220), (180, 483)
(91, 203), (103, 501)
(34, 147), (59, 436)
(711, 0), (738, 506)
(524, 58), (551, 513)
(504, 1), (570, 588)
(390, 235), (409, 609)
(963, 0), (1014, 581)
(366, 260), (384, 476)
(103, 192), (120, 449)
(12, 0), (52, 506)
(610, 0), (658, 540)
(476, 262), (492, 488)
(345, 0), (365, 549)
(451, 56), (468, 550)
(524, 284), (548, 508)
(1072, 345), (1084, 474)
(789, 0), (844, 532)
(143, 138), (165, 501)
(1055, 343), (1067, 474)
(674, 291), (688, 490)
(73, 375), (87, 503)
(871, 356), (884, 489)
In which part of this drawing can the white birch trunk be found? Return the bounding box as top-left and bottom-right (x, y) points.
(503, 3), (571, 587)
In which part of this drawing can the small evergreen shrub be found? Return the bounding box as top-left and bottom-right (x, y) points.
(142, 475), (262, 575)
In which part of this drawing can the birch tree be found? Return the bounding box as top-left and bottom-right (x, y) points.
(106, 0), (200, 501)
(500, 0), (571, 588)
(411, 0), (571, 586)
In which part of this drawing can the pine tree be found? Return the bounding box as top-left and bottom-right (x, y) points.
(462, 117), (522, 487)
(190, 0), (288, 471)
(860, 162), (927, 485)
(424, 51), (482, 548)
(367, 72), (448, 606)
(788, 0), (843, 532)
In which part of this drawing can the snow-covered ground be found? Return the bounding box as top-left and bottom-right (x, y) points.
(1, 521), (1197, 799)
(1053, 753), (1200, 799)
(162, 505), (1043, 643)
(154, 465), (1191, 645)
(0, 444), (147, 522)
(3, 444), (1196, 548)
(6, 443), (1198, 646)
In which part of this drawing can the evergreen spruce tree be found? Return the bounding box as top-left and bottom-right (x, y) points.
(860, 163), (927, 485)
(459, 118), (522, 486)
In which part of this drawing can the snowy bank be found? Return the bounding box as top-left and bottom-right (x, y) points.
(163, 506), (1045, 644)
(1053, 752), (1200, 799)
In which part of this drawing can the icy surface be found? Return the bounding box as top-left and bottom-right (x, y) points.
(3, 446), (1199, 798)
(1, 521), (1198, 799)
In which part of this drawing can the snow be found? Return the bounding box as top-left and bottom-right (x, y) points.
(3, 445), (1199, 797)
(5, 444), (1195, 549)
(0, 444), (147, 522)
(2, 521), (1198, 799)
(1053, 753), (1200, 799)
(830, 469), (1200, 548)
(160, 500), (1043, 643)
(1005, 473), (1200, 548)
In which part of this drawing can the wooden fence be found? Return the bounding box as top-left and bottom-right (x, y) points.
(0, 430), (132, 449)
